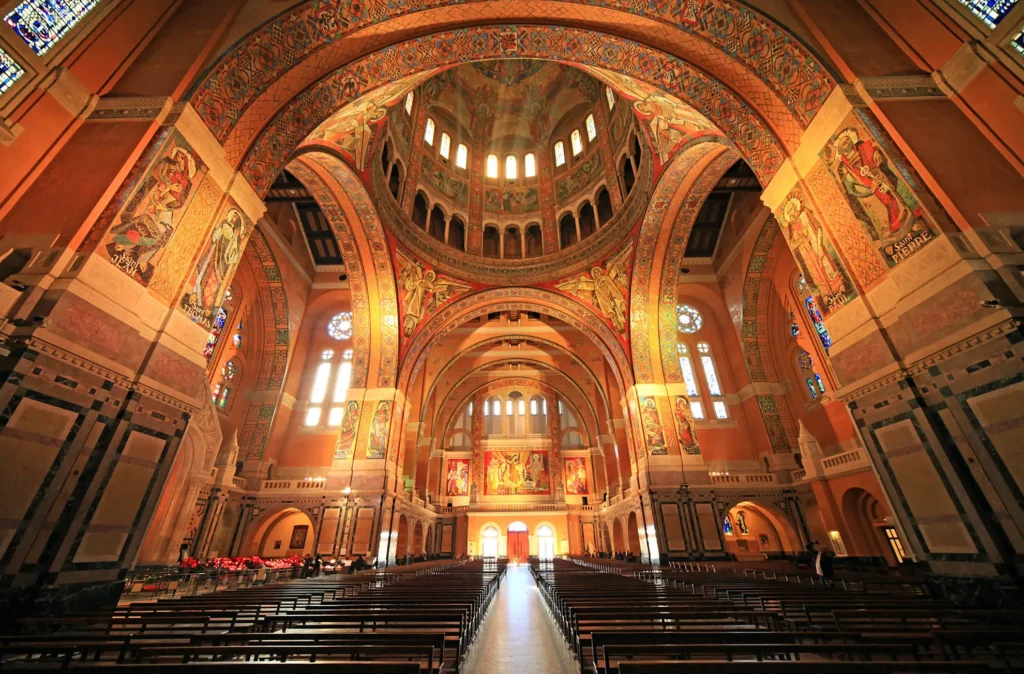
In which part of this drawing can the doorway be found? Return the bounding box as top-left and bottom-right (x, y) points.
(537, 525), (555, 561)
(507, 521), (528, 561)
(482, 526), (499, 559)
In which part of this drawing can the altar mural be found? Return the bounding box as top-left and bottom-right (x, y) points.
(484, 451), (550, 496)
(445, 458), (470, 497)
(565, 457), (588, 495)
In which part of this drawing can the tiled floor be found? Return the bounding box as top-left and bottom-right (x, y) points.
(462, 565), (578, 674)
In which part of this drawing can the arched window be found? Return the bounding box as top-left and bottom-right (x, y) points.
(486, 154), (499, 179)
(404, 91), (414, 115)
(424, 118), (435, 145)
(305, 349), (335, 426)
(796, 275), (832, 354)
(524, 153), (536, 178)
(676, 304), (703, 334)
(328, 312), (353, 340)
(677, 343), (704, 420)
(509, 521), (528, 532)
(529, 395), (547, 433)
(606, 87), (615, 110)
(455, 143), (468, 169)
(571, 129), (583, 156)
(505, 155), (517, 181)
(586, 114), (597, 141)
(697, 342), (727, 419)
(439, 132), (451, 159)
(486, 397), (502, 434)
(203, 307), (228, 363)
(554, 141), (566, 167)
(327, 350), (354, 426)
(723, 515), (733, 536)
(482, 526), (499, 558)
(213, 359), (237, 409)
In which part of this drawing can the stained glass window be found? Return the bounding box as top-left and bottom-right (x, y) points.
(486, 154), (499, 178)
(404, 91), (414, 115)
(677, 344), (699, 397)
(723, 515), (733, 535)
(217, 387), (230, 408)
(203, 307), (228, 364)
(586, 114), (597, 141)
(697, 343), (722, 396)
(222, 361), (237, 380)
(0, 47), (25, 96)
(524, 153), (536, 178)
(790, 311), (800, 337)
(815, 373), (826, 394)
(305, 349), (334, 427)
(327, 312), (353, 340)
(224, 286), (234, 302)
(713, 401), (728, 419)
(439, 132), (451, 159)
(211, 383), (221, 403)
(484, 401), (490, 416)
(343, 348), (353, 360)
(806, 378), (818, 399)
(677, 304), (703, 333)
(553, 142), (565, 167)
(232, 333), (242, 347)
(737, 512), (749, 535)
(424, 118), (435, 145)
(606, 87), (615, 110)
(5, 0), (102, 56)
(805, 295), (831, 354)
(798, 350), (812, 371)
(690, 401), (705, 420)
(1012, 27), (1024, 55)
(456, 144), (468, 169)
(956, 0), (1018, 28)
(571, 129), (583, 156)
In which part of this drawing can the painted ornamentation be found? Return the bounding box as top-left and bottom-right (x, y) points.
(484, 450), (550, 496)
(445, 458), (470, 496)
(565, 457), (589, 495)
(367, 400), (391, 459)
(397, 249), (472, 337)
(821, 120), (936, 269)
(555, 155), (602, 202)
(555, 242), (632, 334)
(639, 396), (668, 455)
(333, 400), (361, 460)
(779, 196), (857, 314)
(100, 133), (209, 285)
(180, 204), (253, 328)
(420, 154), (468, 205)
(673, 396), (701, 455)
(484, 186), (540, 213)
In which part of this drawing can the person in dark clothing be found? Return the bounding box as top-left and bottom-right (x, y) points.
(302, 555), (314, 579)
(352, 554), (368, 573)
(314, 553), (324, 577)
(815, 544), (835, 586)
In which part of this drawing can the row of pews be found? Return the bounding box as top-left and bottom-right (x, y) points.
(533, 557), (1024, 673)
(1, 558), (506, 673)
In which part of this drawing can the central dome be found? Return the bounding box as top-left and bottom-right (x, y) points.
(369, 60), (654, 285)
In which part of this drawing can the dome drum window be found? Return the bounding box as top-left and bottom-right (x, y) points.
(677, 305), (703, 334)
(328, 312), (353, 340)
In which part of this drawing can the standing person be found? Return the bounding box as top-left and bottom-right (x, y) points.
(815, 544), (834, 586)
(302, 554), (314, 579)
(314, 553), (324, 577)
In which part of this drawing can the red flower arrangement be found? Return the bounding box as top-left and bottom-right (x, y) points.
(178, 555), (302, 572)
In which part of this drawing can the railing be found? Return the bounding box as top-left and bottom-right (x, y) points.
(710, 473), (776, 485)
(791, 469), (807, 482)
(470, 502), (565, 512)
(822, 448), (868, 474)
(120, 566), (300, 602)
(261, 480), (293, 490)
(231, 476), (246, 489)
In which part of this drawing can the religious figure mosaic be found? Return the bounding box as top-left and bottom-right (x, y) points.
(333, 400), (360, 460)
(779, 196), (857, 314)
(555, 155), (602, 202)
(564, 457), (589, 495)
(555, 242), (632, 334)
(397, 250), (472, 337)
(180, 203), (253, 328)
(366, 400), (390, 459)
(484, 450), (550, 496)
(484, 186), (540, 213)
(445, 458), (470, 497)
(673, 396), (701, 455)
(821, 118), (936, 269)
(639, 396), (668, 455)
(99, 132), (209, 286)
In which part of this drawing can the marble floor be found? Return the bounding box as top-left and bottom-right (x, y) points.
(462, 565), (578, 674)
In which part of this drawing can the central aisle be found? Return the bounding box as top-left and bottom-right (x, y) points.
(462, 564), (577, 674)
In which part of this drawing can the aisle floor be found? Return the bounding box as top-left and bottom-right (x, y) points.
(461, 565), (577, 674)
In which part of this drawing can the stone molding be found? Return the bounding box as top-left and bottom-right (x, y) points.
(89, 96), (174, 121)
(855, 75), (946, 102)
(934, 41), (994, 95)
(39, 67), (98, 119)
(837, 317), (1020, 402)
(0, 114), (23, 146)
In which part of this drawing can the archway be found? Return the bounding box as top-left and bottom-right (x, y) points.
(725, 501), (801, 558)
(395, 514), (409, 561)
(612, 519), (625, 554)
(481, 526), (500, 559)
(626, 512), (642, 555)
(841, 488), (891, 561)
(508, 521), (529, 562)
(252, 508), (315, 559)
(536, 525), (556, 561)
(412, 521), (424, 556)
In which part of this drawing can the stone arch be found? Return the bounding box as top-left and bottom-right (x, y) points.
(840, 486), (890, 559)
(245, 506), (316, 557)
(287, 151), (400, 390)
(191, 4), (835, 177)
(395, 513), (410, 559)
(626, 511), (642, 554)
(723, 500), (802, 554)
(612, 518), (625, 553)
(411, 520), (424, 555)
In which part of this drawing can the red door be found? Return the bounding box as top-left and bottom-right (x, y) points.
(507, 531), (529, 561)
